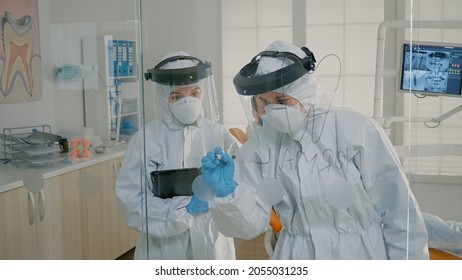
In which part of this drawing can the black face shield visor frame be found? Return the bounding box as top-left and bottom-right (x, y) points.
(233, 47), (316, 96)
(144, 55), (212, 85)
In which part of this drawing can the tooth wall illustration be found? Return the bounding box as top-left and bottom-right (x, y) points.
(1, 11), (42, 99)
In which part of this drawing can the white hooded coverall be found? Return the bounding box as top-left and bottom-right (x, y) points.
(210, 41), (429, 260)
(115, 52), (236, 260)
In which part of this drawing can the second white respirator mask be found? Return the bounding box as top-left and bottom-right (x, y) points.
(169, 96), (203, 125)
(266, 104), (305, 133)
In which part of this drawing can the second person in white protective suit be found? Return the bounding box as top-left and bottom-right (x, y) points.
(201, 41), (429, 259)
(115, 51), (237, 259)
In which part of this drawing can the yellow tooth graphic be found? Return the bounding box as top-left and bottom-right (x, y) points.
(1, 12), (35, 97)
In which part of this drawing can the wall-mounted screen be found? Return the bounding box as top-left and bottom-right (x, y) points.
(399, 41), (462, 97)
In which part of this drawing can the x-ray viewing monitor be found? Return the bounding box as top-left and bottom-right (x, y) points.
(399, 41), (462, 97)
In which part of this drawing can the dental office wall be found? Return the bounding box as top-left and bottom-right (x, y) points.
(0, 0), (137, 139)
(0, 0), (221, 141)
(0, 0), (56, 132)
(140, 0), (222, 123)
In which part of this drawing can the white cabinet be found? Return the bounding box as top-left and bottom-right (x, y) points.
(0, 186), (40, 259)
(38, 170), (85, 259)
(79, 156), (137, 259)
(0, 155), (137, 260)
(0, 171), (83, 259)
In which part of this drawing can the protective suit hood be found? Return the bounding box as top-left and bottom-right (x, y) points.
(255, 40), (329, 111)
(149, 51), (219, 129)
(154, 51), (205, 129)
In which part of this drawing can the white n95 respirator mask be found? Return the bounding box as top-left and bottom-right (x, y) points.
(169, 97), (203, 125)
(266, 104), (306, 133)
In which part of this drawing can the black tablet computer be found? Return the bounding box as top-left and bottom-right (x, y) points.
(150, 167), (200, 198)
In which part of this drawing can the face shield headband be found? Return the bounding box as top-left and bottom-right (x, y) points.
(144, 55), (213, 85)
(233, 47), (316, 96)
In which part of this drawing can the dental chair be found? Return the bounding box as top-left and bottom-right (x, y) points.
(424, 213), (462, 260)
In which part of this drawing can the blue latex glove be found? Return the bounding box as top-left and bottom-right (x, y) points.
(200, 146), (235, 197)
(186, 195), (209, 215)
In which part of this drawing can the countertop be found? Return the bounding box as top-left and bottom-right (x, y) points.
(0, 143), (128, 193)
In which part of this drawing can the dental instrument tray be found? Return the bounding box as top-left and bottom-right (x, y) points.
(20, 131), (61, 144)
(150, 168), (200, 198)
(1, 125), (62, 166)
(15, 153), (63, 166)
(12, 144), (61, 157)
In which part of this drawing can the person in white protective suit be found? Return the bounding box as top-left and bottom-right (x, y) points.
(115, 51), (237, 260)
(200, 41), (429, 260)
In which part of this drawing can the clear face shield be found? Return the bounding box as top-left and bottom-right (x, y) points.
(233, 49), (317, 209)
(145, 55), (220, 124)
(235, 48), (316, 139)
(159, 77), (220, 126)
(143, 55), (225, 199)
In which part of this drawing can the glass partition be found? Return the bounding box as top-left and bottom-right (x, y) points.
(402, 0), (462, 260)
(1, 0), (461, 262)
(369, 0), (462, 260)
(221, 0), (461, 260)
(0, 0), (145, 260)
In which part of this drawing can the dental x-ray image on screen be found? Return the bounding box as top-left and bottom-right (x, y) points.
(400, 41), (462, 97)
